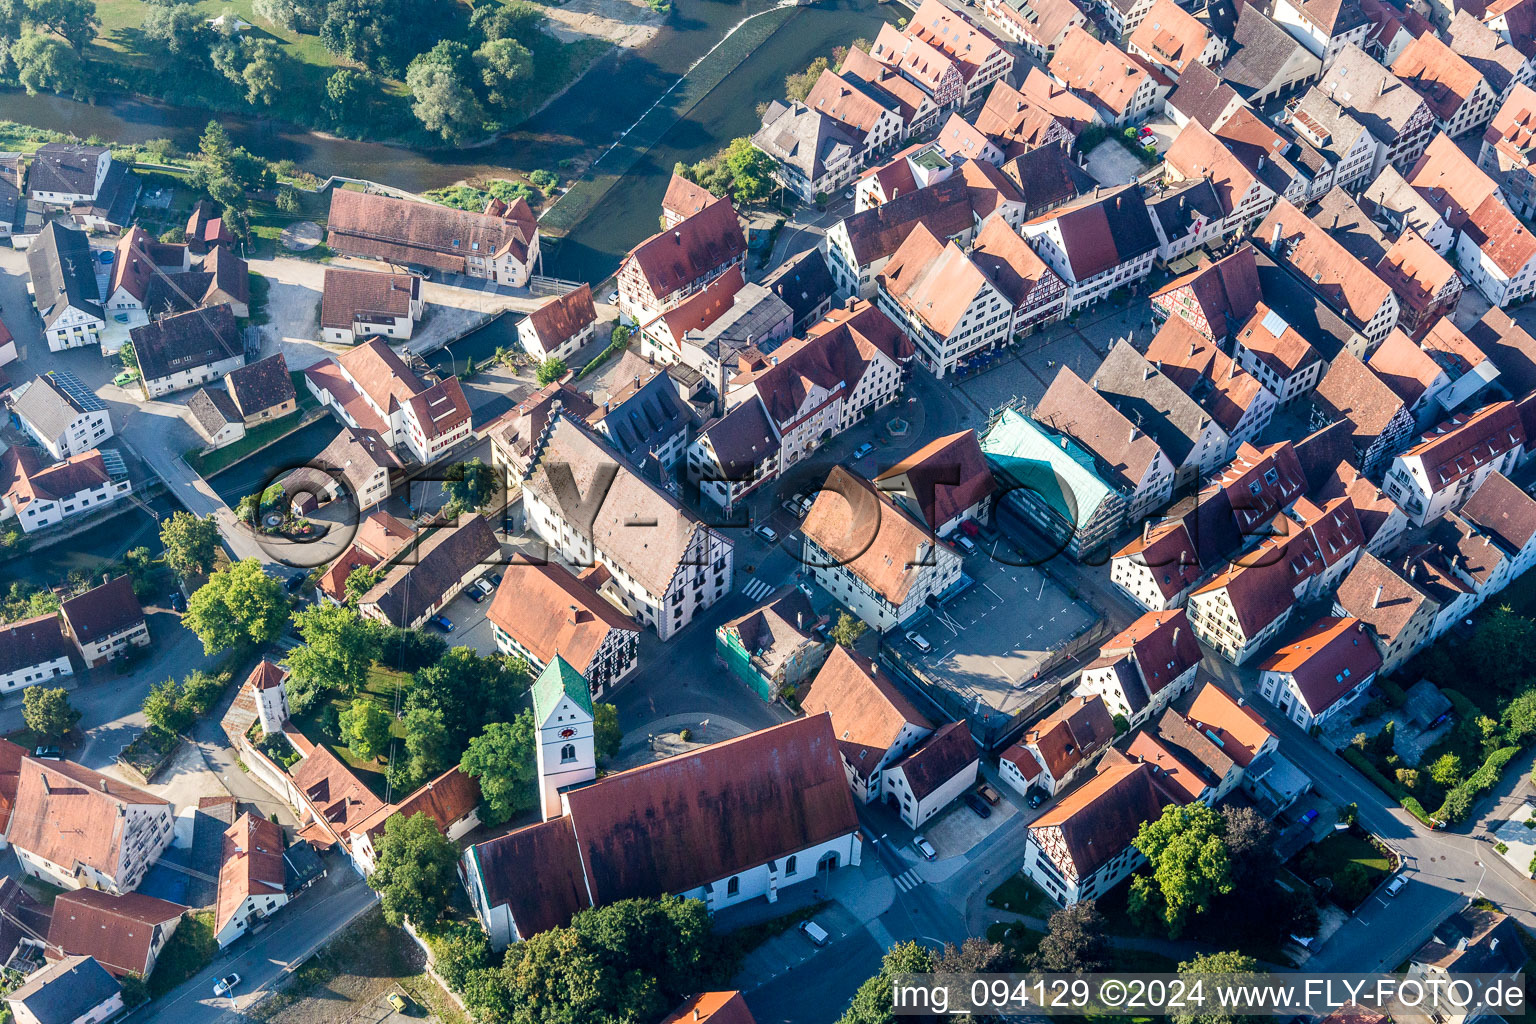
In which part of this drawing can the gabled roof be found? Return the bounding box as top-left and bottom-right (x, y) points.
(837, 175), (974, 267)
(875, 429), (995, 531)
(1049, 29), (1152, 118)
(45, 889), (184, 977)
(662, 173), (717, 223)
(1184, 680), (1272, 768)
(9, 757), (170, 880)
(1035, 367), (1165, 491)
(1234, 301), (1319, 379)
(1129, 0), (1212, 75)
(1025, 695), (1114, 778)
(1405, 132), (1501, 229)
(1486, 0), (1536, 58)
(1399, 401), (1525, 494)
(1459, 470), (1536, 554)
(8, 955), (120, 1024)
(1318, 44), (1429, 144)
(129, 304), (241, 383)
(982, 406), (1124, 532)
(718, 587), (819, 681)
(26, 144), (106, 197)
(1166, 119), (1264, 220)
(60, 575), (143, 645)
(1090, 609), (1202, 703)
(1149, 244), (1261, 341)
(1391, 31), (1487, 123)
(624, 197), (747, 299)
(1125, 709), (1232, 800)
(360, 515), (499, 627)
(662, 992), (759, 1024)
(892, 721), (977, 799)
(351, 766), (482, 843)
(319, 268), (419, 331)
(1310, 187), (1388, 264)
(802, 466), (954, 606)
(879, 225), (993, 338)
(1373, 229), (1458, 323)
(1317, 344), (1409, 436)
(1462, 192), (1536, 275)
(1023, 185), (1158, 281)
(1222, 3), (1316, 100)
(906, 0), (1008, 83)
(26, 221), (103, 327)
(214, 813), (284, 942)
(1255, 199), (1393, 329)
(801, 645), (932, 773)
(1466, 307), (1536, 396)
(487, 559), (636, 679)
(326, 190), (537, 270)
(1192, 546), (1297, 636)
(805, 69), (901, 133)
(1167, 61), (1244, 130)
(1030, 759), (1179, 879)
(754, 101), (864, 185)
(1143, 315), (1271, 432)
(290, 744), (386, 845)
(1261, 616), (1381, 715)
(1090, 339), (1214, 468)
(226, 352), (294, 418)
(999, 143), (1095, 217)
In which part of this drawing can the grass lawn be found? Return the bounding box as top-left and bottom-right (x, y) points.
(986, 873), (1054, 917)
(18, 877), (68, 907)
(289, 666), (413, 800)
(187, 375), (320, 477)
(149, 910), (218, 997)
(250, 906), (467, 1024)
(1304, 832), (1391, 877)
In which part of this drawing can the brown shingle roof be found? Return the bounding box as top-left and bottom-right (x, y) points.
(1035, 367), (1164, 491)
(214, 813), (284, 941)
(319, 269), (419, 331)
(839, 175), (975, 267)
(0, 613), (70, 677)
(1315, 348), (1408, 444)
(662, 993), (758, 1024)
(800, 645), (932, 776)
(1125, 709), (1232, 800)
(801, 467), (955, 607)
(1335, 551), (1436, 652)
(523, 284), (596, 352)
(9, 758), (170, 880)
(1030, 759), (1179, 879)
(1026, 695), (1114, 778)
(1254, 200), (1393, 328)
(893, 721), (977, 799)
(1391, 32), (1485, 122)
(361, 515), (498, 627)
(326, 190), (536, 270)
(470, 816), (591, 938)
(485, 558), (636, 676)
(1184, 680), (1272, 768)
(1367, 329), (1443, 408)
(129, 305), (241, 383)
(662, 174), (717, 223)
(353, 766), (481, 842)
(59, 576), (142, 646)
(875, 430), (995, 532)
(1406, 132), (1501, 229)
(1460, 470), (1536, 554)
(47, 889), (184, 977)
(290, 744), (386, 846)
(1050, 29), (1151, 118)
(1261, 616), (1381, 716)
(1149, 244), (1261, 341)
(625, 197), (747, 299)
(1129, 0), (1212, 74)
(1143, 315), (1270, 432)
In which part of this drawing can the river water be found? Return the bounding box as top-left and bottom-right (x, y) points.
(0, 0), (897, 281)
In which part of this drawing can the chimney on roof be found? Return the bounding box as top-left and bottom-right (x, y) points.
(1379, 77), (1387, 97)
(1270, 222), (1283, 252)
(694, 1012), (702, 1022)
(845, 295), (858, 310)
(1144, 519), (1151, 543)
(1257, 155), (1266, 171)
(39, 773), (49, 795)
(675, 231), (682, 242)
(99, 778), (108, 793)
(1373, 584), (1383, 608)
(1173, 626), (1180, 646)
(568, 603), (578, 625)
(1130, 426), (1140, 443)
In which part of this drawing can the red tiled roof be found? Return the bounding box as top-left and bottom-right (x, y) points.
(662, 993), (758, 1024)
(215, 813), (284, 940)
(60, 575), (143, 646)
(874, 430), (995, 532)
(524, 284), (596, 352)
(47, 889), (184, 976)
(9, 757), (170, 881)
(486, 558), (636, 677)
(1026, 695), (1114, 779)
(801, 645), (932, 776)
(1183, 679), (1272, 768)
(625, 198), (747, 300)
(1261, 616), (1381, 716)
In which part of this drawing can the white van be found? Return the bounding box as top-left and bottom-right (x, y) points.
(800, 920), (830, 947)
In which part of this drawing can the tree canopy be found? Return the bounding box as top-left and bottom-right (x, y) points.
(285, 603), (379, 709)
(460, 712), (538, 824)
(1131, 802), (1233, 938)
(368, 810), (459, 928)
(839, 941), (935, 1024)
(22, 686), (79, 741)
(444, 458), (498, 514)
(407, 647), (529, 752)
(1033, 900), (1108, 973)
(159, 510), (221, 577)
(339, 697), (393, 761)
(183, 558), (289, 654)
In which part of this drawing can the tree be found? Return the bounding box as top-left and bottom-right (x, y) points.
(474, 36), (532, 109)
(1033, 900), (1107, 973)
(253, 0), (324, 32)
(407, 43), (485, 144)
(368, 811), (458, 928)
(189, 120), (273, 234)
(934, 936), (1013, 973)
(402, 705), (453, 781)
(1430, 752), (1464, 787)
(1173, 951), (1260, 1024)
(721, 137), (776, 203)
(320, 0), (393, 71)
(427, 923), (491, 993)
(12, 29), (84, 97)
(408, 647), (529, 751)
(536, 356), (567, 385)
(275, 185), (300, 213)
(471, 0), (546, 46)
(461, 712), (538, 824)
(340, 698), (392, 761)
(123, 546), (161, 600)
(344, 564), (381, 607)
(183, 558), (289, 654)
(444, 458), (497, 513)
(830, 612), (866, 648)
(239, 40), (284, 105)
(1219, 805), (1277, 886)
(140, 3), (208, 58)
(286, 603), (378, 698)
(1503, 690), (1536, 742)
(181, 669), (223, 712)
(143, 678), (194, 734)
(159, 510), (220, 577)
(1467, 605), (1536, 692)
(785, 55), (829, 101)
(324, 67), (372, 126)
(22, 686), (79, 740)
(594, 703), (621, 765)
(26, 0), (98, 54)
(1131, 802), (1233, 938)
(839, 941), (935, 1024)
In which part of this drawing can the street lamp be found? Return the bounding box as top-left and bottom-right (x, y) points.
(1474, 859), (1487, 898)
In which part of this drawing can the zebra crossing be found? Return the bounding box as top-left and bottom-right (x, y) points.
(740, 577), (776, 601)
(893, 869), (924, 893)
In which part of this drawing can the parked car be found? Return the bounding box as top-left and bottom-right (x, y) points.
(1298, 808), (1319, 825)
(964, 793), (992, 818)
(112, 370), (139, 387)
(607, 290), (619, 304)
(800, 919), (830, 947)
(905, 631), (932, 653)
(842, 189), (855, 201)
(913, 835), (937, 860)
(782, 499), (805, 518)
(754, 524), (778, 543)
(284, 574), (305, 594)
(851, 442), (875, 460)
(796, 493), (815, 516)
(387, 993), (410, 1012)
(491, 572), (504, 586)
(955, 534), (978, 555)
(466, 584), (487, 604)
(1385, 875), (1407, 896)
(1026, 789), (1046, 809)
(977, 782), (1001, 805)
(214, 974), (241, 997)
(798, 582), (815, 602)
(169, 592), (187, 613)
(473, 578), (495, 599)
(429, 614), (454, 633)
(32, 747), (61, 761)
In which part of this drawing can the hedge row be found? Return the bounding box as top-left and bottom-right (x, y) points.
(1377, 677), (1409, 707)
(1340, 747), (1438, 824)
(1436, 744), (1522, 823)
(1442, 687), (1483, 725)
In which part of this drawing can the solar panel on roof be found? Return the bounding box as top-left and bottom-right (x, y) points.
(1260, 309), (1288, 336)
(45, 369), (106, 414)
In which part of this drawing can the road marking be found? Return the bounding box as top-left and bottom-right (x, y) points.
(894, 869), (924, 892)
(740, 577), (775, 601)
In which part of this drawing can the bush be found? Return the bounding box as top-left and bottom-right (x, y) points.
(1376, 677), (1409, 706)
(1443, 688), (1483, 724)
(1341, 747), (1410, 802)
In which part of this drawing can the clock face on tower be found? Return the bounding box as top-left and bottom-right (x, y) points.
(559, 728), (576, 739)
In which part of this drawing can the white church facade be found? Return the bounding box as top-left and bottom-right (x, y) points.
(460, 656), (863, 947)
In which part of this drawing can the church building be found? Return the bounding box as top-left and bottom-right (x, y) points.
(460, 657), (863, 946)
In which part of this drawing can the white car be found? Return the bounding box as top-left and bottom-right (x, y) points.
(1385, 875), (1408, 896)
(754, 524), (778, 543)
(607, 290), (619, 304)
(472, 578), (495, 599)
(906, 631), (932, 653)
(913, 835), (937, 860)
(214, 974), (241, 997)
